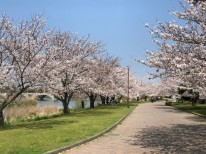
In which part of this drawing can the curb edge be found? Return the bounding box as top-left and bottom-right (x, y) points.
(44, 105), (137, 154)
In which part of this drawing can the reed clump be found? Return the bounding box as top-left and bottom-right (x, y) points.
(4, 97), (59, 123)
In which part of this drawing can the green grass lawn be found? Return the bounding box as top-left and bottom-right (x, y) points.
(0, 102), (137, 154)
(172, 102), (206, 117)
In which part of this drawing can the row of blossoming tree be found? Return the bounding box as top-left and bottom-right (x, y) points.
(0, 15), (151, 126)
(139, 0), (206, 99)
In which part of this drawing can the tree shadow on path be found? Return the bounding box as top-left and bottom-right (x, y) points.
(185, 116), (206, 123)
(129, 124), (206, 154)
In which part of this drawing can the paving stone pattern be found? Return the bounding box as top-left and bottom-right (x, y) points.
(63, 102), (206, 154)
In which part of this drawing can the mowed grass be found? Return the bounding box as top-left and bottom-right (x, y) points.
(172, 102), (206, 117)
(0, 102), (137, 154)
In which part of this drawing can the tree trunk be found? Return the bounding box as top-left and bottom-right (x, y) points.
(89, 94), (96, 108)
(61, 92), (73, 114)
(81, 100), (85, 109)
(106, 96), (109, 104)
(0, 109), (4, 126)
(100, 95), (106, 105)
(63, 101), (70, 114)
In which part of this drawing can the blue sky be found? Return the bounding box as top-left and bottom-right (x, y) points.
(0, 0), (181, 81)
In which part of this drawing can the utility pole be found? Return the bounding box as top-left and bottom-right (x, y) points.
(127, 67), (130, 108)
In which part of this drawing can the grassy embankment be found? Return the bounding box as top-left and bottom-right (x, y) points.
(0, 101), (138, 154)
(172, 102), (206, 117)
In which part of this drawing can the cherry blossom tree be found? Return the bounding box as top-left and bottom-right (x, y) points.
(127, 73), (142, 99)
(96, 56), (120, 105)
(136, 80), (155, 99)
(139, 0), (206, 96)
(43, 31), (102, 113)
(155, 78), (179, 97)
(82, 56), (142, 107)
(81, 54), (119, 108)
(110, 67), (141, 102)
(0, 15), (55, 125)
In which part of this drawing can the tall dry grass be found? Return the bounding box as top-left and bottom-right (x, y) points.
(4, 97), (59, 123)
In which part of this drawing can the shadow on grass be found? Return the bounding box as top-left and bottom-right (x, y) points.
(1, 118), (78, 130)
(72, 103), (137, 117)
(99, 102), (137, 108)
(71, 108), (118, 117)
(21, 119), (78, 129)
(129, 124), (206, 154)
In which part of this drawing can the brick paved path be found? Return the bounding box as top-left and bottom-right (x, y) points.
(63, 102), (206, 154)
